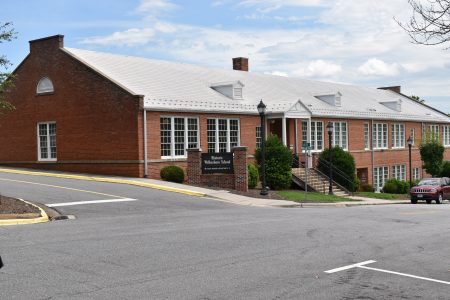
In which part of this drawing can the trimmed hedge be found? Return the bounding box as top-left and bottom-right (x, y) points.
(160, 165), (185, 183)
(255, 135), (292, 190)
(247, 164), (259, 189)
(382, 178), (420, 194)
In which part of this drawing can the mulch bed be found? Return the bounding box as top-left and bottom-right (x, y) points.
(0, 195), (41, 219)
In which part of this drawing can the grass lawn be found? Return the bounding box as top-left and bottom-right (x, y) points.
(354, 192), (408, 200)
(277, 191), (359, 203)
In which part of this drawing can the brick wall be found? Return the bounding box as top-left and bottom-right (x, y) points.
(187, 147), (248, 192)
(0, 35), (143, 177)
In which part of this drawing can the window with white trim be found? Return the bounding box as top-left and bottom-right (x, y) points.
(443, 125), (450, 146)
(373, 123), (388, 149)
(311, 121), (323, 151)
(410, 128), (415, 146)
(423, 124), (440, 142)
(391, 124), (405, 148)
(413, 167), (421, 181)
(302, 121), (308, 147)
(331, 121), (347, 150)
(392, 165), (406, 181)
(37, 122), (57, 161)
(207, 118), (240, 153)
(364, 123), (370, 150)
(36, 77), (54, 94)
(160, 117), (199, 158)
(256, 125), (262, 148)
(374, 166), (388, 191)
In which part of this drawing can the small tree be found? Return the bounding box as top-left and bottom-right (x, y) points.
(420, 139), (444, 176)
(254, 134), (292, 190)
(317, 146), (357, 192)
(0, 22), (17, 112)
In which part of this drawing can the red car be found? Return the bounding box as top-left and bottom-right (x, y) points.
(410, 177), (450, 204)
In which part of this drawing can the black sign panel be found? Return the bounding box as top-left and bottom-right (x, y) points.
(201, 153), (234, 174)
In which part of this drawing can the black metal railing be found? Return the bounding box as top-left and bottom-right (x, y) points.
(316, 156), (355, 194)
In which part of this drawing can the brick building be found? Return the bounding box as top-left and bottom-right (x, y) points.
(0, 35), (449, 190)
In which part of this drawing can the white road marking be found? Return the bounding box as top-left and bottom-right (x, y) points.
(325, 260), (450, 285)
(324, 260), (377, 274)
(46, 198), (137, 207)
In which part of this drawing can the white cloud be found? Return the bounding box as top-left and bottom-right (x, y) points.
(81, 28), (155, 47)
(358, 58), (402, 77)
(293, 60), (342, 77)
(136, 0), (177, 15)
(239, 0), (327, 12)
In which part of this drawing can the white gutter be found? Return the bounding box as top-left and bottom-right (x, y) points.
(143, 109), (148, 177)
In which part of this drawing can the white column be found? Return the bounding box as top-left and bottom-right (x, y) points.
(282, 116), (287, 146)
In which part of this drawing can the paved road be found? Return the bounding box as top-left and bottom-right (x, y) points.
(1, 171), (450, 299)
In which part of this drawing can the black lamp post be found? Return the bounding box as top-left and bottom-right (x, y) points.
(407, 136), (413, 190)
(257, 100), (269, 196)
(327, 122), (334, 195)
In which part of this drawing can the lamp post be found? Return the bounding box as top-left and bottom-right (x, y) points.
(407, 136), (413, 190)
(257, 100), (269, 196)
(327, 122), (334, 195)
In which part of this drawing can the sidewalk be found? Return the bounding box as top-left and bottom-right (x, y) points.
(0, 168), (410, 209)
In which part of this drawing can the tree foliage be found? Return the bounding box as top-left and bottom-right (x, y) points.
(398, 0), (450, 48)
(410, 95), (425, 103)
(420, 139), (445, 176)
(317, 146), (357, 192)
(0, 22), (17, 112)
(254, 135), (292, 190)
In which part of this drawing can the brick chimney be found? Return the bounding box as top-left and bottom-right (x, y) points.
(29, 35), (64, 53)
(378, 86), (401, 94)
(233, 57), (249, 72)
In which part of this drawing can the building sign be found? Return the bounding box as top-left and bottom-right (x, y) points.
(201, 153), (234, 174)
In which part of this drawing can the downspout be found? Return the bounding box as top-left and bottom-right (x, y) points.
(143, 109), (148, 178)
(371, 118), (374, 189)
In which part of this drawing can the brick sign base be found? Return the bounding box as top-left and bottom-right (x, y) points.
(187, 147), (248, 192)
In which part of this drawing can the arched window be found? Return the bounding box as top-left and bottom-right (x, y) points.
(36, 77), (54, 94)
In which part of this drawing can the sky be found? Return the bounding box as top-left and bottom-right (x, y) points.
(1, 0), (449, 113)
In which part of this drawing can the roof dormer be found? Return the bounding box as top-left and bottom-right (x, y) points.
(211, 81), (244, 100)
(380, 99), (402, 112)
(314, 91), (342, 107)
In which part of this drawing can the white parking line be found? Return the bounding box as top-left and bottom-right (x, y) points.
(46, 198), (137, 207)
(325, 260), (450, 285)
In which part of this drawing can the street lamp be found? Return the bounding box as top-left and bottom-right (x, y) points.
(257, 100), (268, 196)
(407, 136), (413, 190)
(327, 122), (334, 195)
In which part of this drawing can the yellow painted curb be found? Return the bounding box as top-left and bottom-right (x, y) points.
(0, 199), (49, 226)
(0, 168), (206, 197)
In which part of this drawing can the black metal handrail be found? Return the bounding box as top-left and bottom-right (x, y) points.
(316, 156), (355, 193)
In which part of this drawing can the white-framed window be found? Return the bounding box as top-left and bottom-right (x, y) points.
(413, 167), (421, 181)
(373, 123), (388, 149)
(443, 125), (450, 147)
(256, 125), (262, 148)
(36, 77), (54, 94)
(391, 124), (405, 148)
(207, 118), (240, 153)
(423, 124), (440, 142)
(392, 165), (406, 181)
(37, 122), (57, 161)
(160, 117), (199, 158)
(409, 128), (415, 146)
(374, 166), (389, 191)
(364, 123), (370, 150)
(331, 121), (348, 150)
(301, 121), (323, 151)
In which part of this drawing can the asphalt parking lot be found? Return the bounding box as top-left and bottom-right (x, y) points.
(1, 170), (450, 299)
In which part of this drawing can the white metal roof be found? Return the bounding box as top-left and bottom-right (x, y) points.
(63, 47), (450, 123)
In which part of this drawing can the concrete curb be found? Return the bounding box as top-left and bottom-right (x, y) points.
(0, 198), (49, 226)
(0, 168), (206, 198)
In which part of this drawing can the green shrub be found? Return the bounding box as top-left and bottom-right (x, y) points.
(160, 165), (185, 183)
(441, 161), (450, 177)
(383, 178), (409, 194)
(247, 164), (259, 189)
(420, 139), (444, 176)
(317, 146), (357, 192)
(359, 183), (373, 192)
(254, 135), (292, 190)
